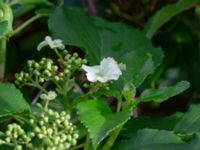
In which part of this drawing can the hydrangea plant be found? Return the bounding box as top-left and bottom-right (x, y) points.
(0, 0), (199, 150)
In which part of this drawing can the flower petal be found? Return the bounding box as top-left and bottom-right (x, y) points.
(37, 41), (48, 51)
(86, 72), (98, 82)
(82, 65), (100, 73)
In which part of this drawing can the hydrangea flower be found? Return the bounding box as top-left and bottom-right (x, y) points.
(82, 57), (122, 83)
(40, 91), (57, 101)
(37, 36), (65, 51)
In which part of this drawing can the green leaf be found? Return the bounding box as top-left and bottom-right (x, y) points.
(184, 134), (200, 150)
(121, 112), (184, 138)
(174, 104), (200, 134)
(145, 0), (197, 39)
(140, 81), (190, 103)
(19, 0), (52, 5)
(48, 7), (163, 87)
(0, 83), (30, 117)
(35, 8), (54, 16)
(115, 128), (184, 150)
(49, 8), (101, 64)
(77, 100), (132, 148)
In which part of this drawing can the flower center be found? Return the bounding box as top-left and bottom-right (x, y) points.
(95, 71), (104, 77)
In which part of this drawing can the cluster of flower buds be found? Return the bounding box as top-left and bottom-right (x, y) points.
(58, 50), (87, 76)
(31, 102), (79, 150)
(15, 50), (87, 87)
(0, 123), (34, 150)
(0, 101), (78, 150)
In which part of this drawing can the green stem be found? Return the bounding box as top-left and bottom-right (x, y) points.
(101, 126), (123, 150)
(0, 38), (6, 81)
(29, 78), (48, 93)
(84, 134), (90, 150)
(69, 143), (84, 150)
(12, 15), (41, 36)
(54, 48), (63, 61)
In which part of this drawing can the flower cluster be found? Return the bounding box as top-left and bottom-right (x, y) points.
(31, 103), (79, 150)
(15, 50), (87, 86)
(0, 123), (34, 150)
(0, 92), (78, 150)
(15, 58), (58, 85)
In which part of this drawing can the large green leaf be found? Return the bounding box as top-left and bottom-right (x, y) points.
(145, 0), (198, 39)
(115, 128), (184, 150)
(174, 104), (200, 134)
(140, 81), (190, 103)
(0, 83), (30, 117)
(48, 7), (163, 87)
(77, 100), (132, 148)
(121, 112), (184, 138)
(49, 8), (101, 64)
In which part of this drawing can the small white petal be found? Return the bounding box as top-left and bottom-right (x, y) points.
(82, 65), (100, 73)
(86, 72), (98, 82)
(37, 36), (65, 50)
(37, 41), (48, 51)
(40, 91), (57, 101)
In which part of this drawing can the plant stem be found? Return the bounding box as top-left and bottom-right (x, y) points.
(69, 143), (85, 150)
(101, 126), (123, 150)
(0, 38), (6, 81)
(12, 15), (41, 36)
(84, 134), (90, 150)
(54, 49), (63, 61)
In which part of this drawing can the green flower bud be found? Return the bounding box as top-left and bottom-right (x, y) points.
(64, 143), (70, 149)
(48, 109), (54, 115)
(38, 134), (44, 139)
(73, 133), (79, 139)
(6, 131), (11, 136)
(33, 70), (40, 76)
(15, 145), (22, 150)
(67, 135), (72, 141)
(34, 62), (40, 68)
(39, 77), (45, 83)
(67, 65), (72, 69)
(44, 70), (51, 77)
(0, 139), (5, 144)
(5, 137), (10, 143)
(53, 136), (60, 145)
(52, 66), (58, 72)
(43, 117), (49, 123)
(40, 120), (44, 126)
(73, 52), (78, 58)
(64, 70), (70, 76)
(54, 76), (60, 81)
(71, 139), (77, 146)
(82, 59), (87, 64)
(83, 83), (89, 88)
(27, 60), (33, 67)
(63, 50), (68, 55)
(34, 127), (40, 133)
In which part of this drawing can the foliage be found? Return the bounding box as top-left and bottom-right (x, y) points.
(0, 0), (200, 149)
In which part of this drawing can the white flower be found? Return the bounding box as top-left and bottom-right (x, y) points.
(40, 91), (57, 101)
(37, 36), (65, 51)
(82, 57), (122, 83)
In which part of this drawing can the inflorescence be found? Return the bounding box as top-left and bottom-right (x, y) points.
(15, 50), (87, 87)
(0, 91), (79, 150)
